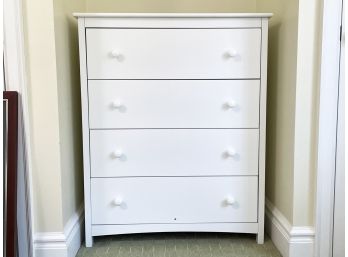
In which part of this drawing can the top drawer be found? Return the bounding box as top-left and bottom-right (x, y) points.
(86, 28), (261, 79)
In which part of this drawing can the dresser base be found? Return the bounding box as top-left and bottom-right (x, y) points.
(86, 223), (262, 247)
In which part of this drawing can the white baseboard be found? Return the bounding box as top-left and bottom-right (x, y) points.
(33, 200), (313, 257)
(265, 199), (315, 257)
(34, 204), (84, 257)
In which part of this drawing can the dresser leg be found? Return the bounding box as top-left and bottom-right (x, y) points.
(85, 235), (93, 247)
(257, 232), (264, 244)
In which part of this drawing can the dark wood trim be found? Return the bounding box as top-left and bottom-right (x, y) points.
(3, 91), (18, 257)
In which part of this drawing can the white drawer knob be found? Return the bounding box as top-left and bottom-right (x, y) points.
(111, 150), (124, 159)
(112, 197), (123, 206)
(225, 196), (236, 206)
(111, 100), (123, 109)
(110, 50), (122, 59)
(225, 50), (238, 58)
(225, 148), (237, 158)
(225, 100), (238, 109)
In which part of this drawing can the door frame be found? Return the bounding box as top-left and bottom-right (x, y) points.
(4, 0), (35, 256)
(315, 0), (344, 256)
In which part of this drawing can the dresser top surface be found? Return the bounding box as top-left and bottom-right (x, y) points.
(73, 13), (273, 18)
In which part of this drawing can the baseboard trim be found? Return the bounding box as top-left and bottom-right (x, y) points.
(34, 200), (313, 257)
(34, 204), (84, 257)
(265, 199), (315, 257)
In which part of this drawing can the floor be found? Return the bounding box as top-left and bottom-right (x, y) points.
(76, 233), (282, 257)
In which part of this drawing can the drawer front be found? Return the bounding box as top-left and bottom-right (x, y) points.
(86, 29), (261, 79)
(88, 80), (260, 129)
(91, 177), (258, 224)
(90, 129), (259, 177)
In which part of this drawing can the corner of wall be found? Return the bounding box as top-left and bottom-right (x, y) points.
(292, 0), (322, 227)
(256, 0), (300, 225)
(265, 198), (315, 257)
(34, 204), (84, 257)
(52, 0), (86, 227)
(22, 0), (65, 233)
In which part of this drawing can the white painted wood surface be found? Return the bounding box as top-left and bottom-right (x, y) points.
(257, 17), (269, 244)
(86, 28), (261, 79)
(74, 13), (273, 18)
(84, 17), (262, 29)
(88, 80), (260, 128)
(265, 199), (315, 257)
(77, 17), (93, 247)
(92, 223), (259, 237)
(76, 13), (271, 247)
(332, 4), (345, 256)
(91, 177), (258, 224)
(315, 0), (344, 256)
(34, 204), (84, 257)
(90, 129), (259, 177)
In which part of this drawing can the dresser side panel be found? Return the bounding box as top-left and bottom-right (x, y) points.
(77, 17), (93, 247)
(257, 17), (269, 244)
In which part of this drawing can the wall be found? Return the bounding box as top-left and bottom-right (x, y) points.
(292, 0), (321, 226)
(256, 0), (321, 226)
(85, 0), (256, 12)
(256, 0), (299, 224)
(22, 0), (85, 233)
(53, 0), (85, 227)
(23, 0), (64, 232)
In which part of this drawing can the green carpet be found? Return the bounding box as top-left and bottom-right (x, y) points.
(76, 233), (282, 257)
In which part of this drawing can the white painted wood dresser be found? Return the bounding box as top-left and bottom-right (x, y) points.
(75, 13), (272, 247)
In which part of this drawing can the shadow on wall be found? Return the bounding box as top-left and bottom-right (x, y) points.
(67, 17), (84, 205)
(265, 21), (281, 203)
(264, 12), (298, 222)
(54, 11), (84, 219)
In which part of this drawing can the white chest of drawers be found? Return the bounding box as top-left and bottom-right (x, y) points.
(75, 13), (271, 247)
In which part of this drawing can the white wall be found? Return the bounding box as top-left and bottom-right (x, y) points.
(53, 0), (85, 227)
(23, 0), (64, 232)
(23, 0), (86, 234)
(256, 0), (322, 227)
(256, 0), (299, 223)
(292, 0), (322, 226)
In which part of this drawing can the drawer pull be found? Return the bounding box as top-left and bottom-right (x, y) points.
(110, 100), (127, 112)
(111, 150), (124, 159)
(224, 50), (238, 58)
(225, 148), (237, 158)
(112, 197), (124, 206)
(111, 100), (123, 109)
(225, 196), (237, 206)
(225, 100), (238, 109)
(110, 50), (123, 60)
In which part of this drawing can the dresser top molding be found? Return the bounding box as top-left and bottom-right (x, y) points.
(73, 13), (273, 18)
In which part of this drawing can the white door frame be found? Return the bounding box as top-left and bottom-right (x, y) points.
(4, 0), (35, 256)
(315, 0), (344, 256)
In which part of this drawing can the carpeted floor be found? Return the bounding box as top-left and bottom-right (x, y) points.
(76, 233), (282, 257)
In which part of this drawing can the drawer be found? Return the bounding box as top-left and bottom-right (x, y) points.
(90, 129), (259, 177)
(86, 28), (261, 79)
(88, 80), (260, 129)
(91, 177), (258, 224)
